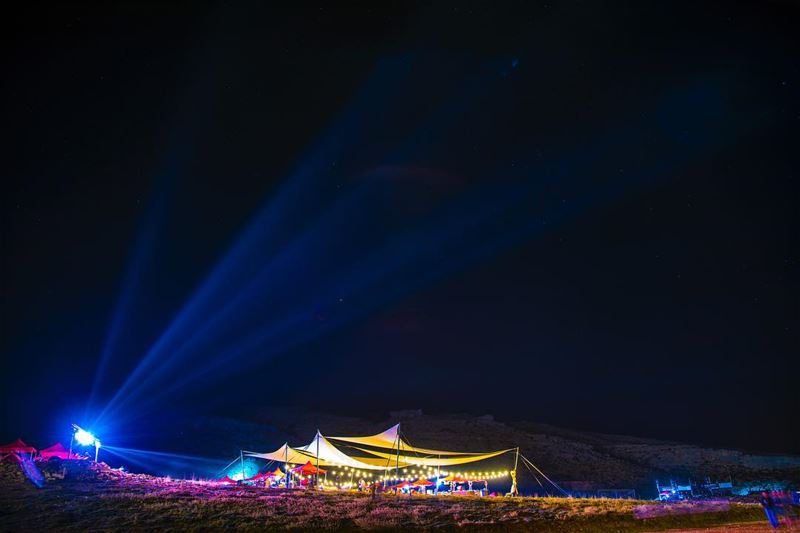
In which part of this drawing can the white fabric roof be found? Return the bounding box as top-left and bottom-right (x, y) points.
(296, 431), (390, 470)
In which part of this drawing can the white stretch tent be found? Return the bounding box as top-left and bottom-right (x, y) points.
(244, 425), (512, 470)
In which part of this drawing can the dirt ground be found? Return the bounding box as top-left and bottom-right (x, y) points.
(648, 522), (800, 532)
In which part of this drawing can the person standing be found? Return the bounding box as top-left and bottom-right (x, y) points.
(760, 491), (779, 529)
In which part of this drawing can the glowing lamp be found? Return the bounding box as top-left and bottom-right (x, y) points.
(75, 428), (96, 446)
(71, 424), (101, 462)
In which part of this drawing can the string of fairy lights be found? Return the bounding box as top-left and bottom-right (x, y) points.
(287, 465), (510, 487)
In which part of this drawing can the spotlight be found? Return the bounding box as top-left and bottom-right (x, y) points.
(75, 428), (96, 446)
(71, 424), (102, 462)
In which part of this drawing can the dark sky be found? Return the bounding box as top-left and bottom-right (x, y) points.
(2, 1), (798, 455)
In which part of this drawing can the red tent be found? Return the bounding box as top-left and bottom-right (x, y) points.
(291, 461), (326, 476)
(0, 438), (36, 455)
(393, 481), (413, 490)
(218, 475), (238, 484)
(247, 468), (283, 482)
(412, 478), (434, 487)
(39, 443), (72, 460)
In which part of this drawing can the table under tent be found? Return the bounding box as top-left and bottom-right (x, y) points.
(231, 424), (564, 496)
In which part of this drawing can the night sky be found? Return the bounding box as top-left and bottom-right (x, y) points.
(3, 1), (798, 455)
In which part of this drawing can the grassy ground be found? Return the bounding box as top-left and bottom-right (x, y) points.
(644, 521), (800, 533)
(0, 474), (776, 532)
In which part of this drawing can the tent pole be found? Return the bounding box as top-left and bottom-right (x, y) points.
(510, 447), (520, 496)
(395, 425), (400, 494)
(68, 433), (74, 460)
(435, 455), (440, 496)
(315, 430), (320, 489)
(240, 450), (245, 481)
(284, 444), (289, 489)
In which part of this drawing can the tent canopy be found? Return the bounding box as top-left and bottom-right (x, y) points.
(328, 424), (479, 456)
(296, 431), (393, 470)
(244, 443), (316, 464)
(350, 446), (511, 467)
(245, 425), (513, 471)
(0, 438), (36, 454)
(248, 468), (284, 481)
(39, 443), (71, 460)
(292, 461), (326, 475)
(246, 436), (395, 470)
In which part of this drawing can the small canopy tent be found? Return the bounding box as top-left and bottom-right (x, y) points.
(38, 443), (72, 460)
(0, 439), (36, 455)
(292, 461), (326, 476)
(248, 467), (285, 482)
(248, 471), (269, 482)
